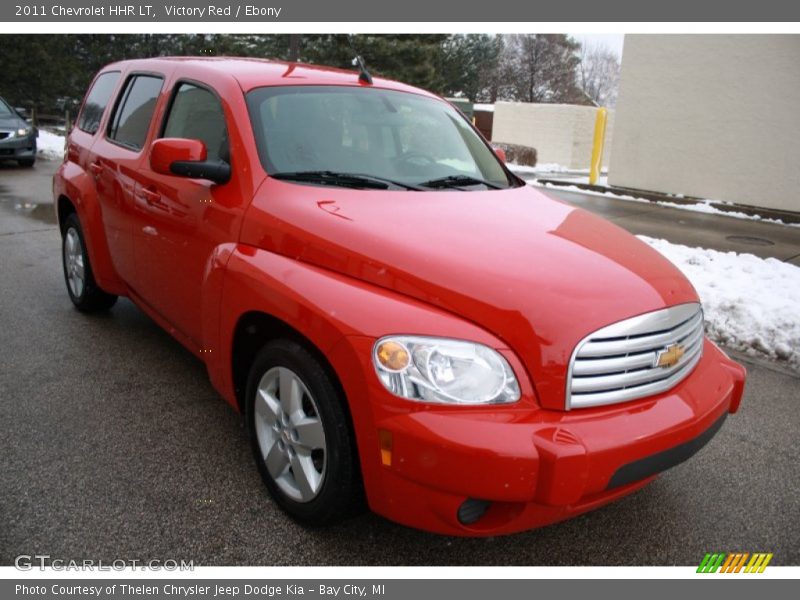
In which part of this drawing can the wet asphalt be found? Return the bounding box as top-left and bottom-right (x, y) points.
(0, 158), (798, 566)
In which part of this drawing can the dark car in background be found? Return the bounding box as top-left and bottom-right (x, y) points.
(0, 96), (37, 167)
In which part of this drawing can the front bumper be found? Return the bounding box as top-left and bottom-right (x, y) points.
(331, 337), (746, 536)
(0, 132), (37, 160)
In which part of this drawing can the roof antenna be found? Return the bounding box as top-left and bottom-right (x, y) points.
(347, 35), (373, 84)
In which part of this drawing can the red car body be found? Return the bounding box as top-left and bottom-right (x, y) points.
(53, 58), (746, 536)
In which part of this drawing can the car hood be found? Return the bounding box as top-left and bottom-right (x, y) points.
(0, 114), (25, 129)
(241, 181), (698, 408)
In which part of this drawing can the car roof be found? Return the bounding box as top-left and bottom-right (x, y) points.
(103, 57), (440, 99)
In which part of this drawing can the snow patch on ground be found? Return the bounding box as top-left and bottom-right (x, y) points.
(533, 181), (800, 228)
(37, 129), (66, 161)
(640, 235), (800, 369)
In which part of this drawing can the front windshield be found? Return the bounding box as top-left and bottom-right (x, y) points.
(247, 85), (515, 190)
(0, 99), (14, 116)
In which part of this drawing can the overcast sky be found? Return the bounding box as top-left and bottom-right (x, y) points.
(572, 34), (626, 57)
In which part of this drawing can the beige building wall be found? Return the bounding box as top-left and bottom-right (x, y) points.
(492, 102), (614, 170)
(609, 34), (800, 212)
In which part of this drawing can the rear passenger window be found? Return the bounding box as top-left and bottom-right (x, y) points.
(77, 72), (120, 134)
(163, 83), (229, 163)
(108, 75), (163, 150)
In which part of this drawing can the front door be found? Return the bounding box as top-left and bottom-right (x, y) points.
(133, 81), (246, 346)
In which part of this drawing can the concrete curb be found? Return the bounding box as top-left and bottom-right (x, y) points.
(533, 178), (800, 226)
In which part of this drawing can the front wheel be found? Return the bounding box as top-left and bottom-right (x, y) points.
(246, 339), (363, 525)
(62, 213), (117, 312)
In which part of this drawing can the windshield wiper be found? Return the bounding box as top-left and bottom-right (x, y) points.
(271, 170), (423, 191)
(418, 175), (502, 190)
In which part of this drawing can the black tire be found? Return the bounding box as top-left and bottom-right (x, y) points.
(18, 158), (35, 167)
(246, 339), (364, 525)
(62, 212), (117, 313)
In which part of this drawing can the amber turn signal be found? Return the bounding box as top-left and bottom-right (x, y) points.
(375, 340), (410, 371)
(379, 429), (393, 466)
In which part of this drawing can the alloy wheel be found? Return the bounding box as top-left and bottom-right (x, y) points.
(64, 227), (85, 299)
(254, 366), (327, 502)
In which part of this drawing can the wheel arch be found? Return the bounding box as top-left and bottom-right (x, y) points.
(53, 162), (127, 296)
(57, 194), (77, 234)
(230, 311), (350, 419)
(229, 309), (365, 511)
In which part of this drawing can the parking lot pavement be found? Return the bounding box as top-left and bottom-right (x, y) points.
(1, 160), (798, 566)
(0, 159), (59, 234)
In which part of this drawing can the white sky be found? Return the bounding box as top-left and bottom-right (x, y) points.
(572, 34), (626, 57)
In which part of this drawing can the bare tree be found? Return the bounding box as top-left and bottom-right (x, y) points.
(578, 43), (621, 107)
(501, 34), (586, 104)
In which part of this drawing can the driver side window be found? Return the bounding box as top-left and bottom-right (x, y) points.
(163, 83), (229, 163)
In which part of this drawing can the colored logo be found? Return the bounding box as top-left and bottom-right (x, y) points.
(697, 552), (773, 573)
(655, 343), (685, 368)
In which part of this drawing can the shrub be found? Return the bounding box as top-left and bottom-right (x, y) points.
(493, 142), (537, 167)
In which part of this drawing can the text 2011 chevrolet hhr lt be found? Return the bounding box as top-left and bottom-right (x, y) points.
(53, 58), (746, 535)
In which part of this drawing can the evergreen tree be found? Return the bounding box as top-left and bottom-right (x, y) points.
(439, 34), (504, 102)
(299, 34), (448, 93)
(0, 34), (598, 115)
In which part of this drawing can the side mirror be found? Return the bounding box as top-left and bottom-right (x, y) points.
(493, 146), (506, 163)
(150, 138), (230, 185)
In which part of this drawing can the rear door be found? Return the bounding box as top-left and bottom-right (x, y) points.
(88, 72), (166, 286)
(68, 71), (121, 171)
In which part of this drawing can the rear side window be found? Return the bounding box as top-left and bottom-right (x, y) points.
(108, 75), (164, 150)
(77, 72), (120, 134)
(162, 83), (229, 162)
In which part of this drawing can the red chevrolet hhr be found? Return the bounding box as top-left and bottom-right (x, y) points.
(53, 57), (746, 536)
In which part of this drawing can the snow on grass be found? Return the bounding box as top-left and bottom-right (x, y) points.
(536, 181), (641, 200)
(533, 181), (800, 228)
(508, 162), (573, 174)
(37, 129), (65, 160)
(509, 165), (611, 183)
(640, 235), (800, 369)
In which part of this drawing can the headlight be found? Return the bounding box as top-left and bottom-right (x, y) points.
(372, 336), (520, 405)
(11, 127), (32, 138)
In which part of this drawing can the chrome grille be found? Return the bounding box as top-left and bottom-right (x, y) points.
(567, 303), (704, 409)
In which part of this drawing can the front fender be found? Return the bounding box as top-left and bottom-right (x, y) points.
(211, 243), (533, 406)
(53, 161), (126, 295)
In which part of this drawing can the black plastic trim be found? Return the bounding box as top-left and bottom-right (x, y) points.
(606, 412), (728, 490)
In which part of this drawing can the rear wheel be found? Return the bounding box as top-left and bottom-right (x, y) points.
(62, 213), (117, 312)
(246, 339), (363, 525)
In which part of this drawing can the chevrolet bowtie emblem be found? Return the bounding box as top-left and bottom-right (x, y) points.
(655, 343), (685, 368)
